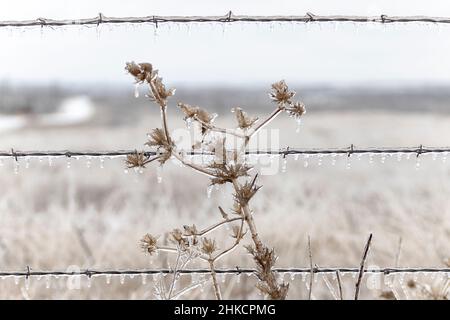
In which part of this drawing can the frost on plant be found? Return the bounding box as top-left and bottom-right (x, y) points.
(125, 61), (306, 300)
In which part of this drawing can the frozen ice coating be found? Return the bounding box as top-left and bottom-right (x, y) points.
(0, 0), (449, 302)
(1, 1), (450, 85)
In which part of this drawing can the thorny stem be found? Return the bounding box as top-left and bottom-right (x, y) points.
(248, 106), (284, 138)
(183, 217), (243, 238)
(146, 73), (289, 299)
(172, 152), (216, 178)
(209, 259), (222, 300)
(193, 115), (246, 139)
(212, 219), (245, 262)
(167, 249), (181, 299)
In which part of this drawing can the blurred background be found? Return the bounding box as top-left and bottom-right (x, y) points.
(0, 0), (449, 299)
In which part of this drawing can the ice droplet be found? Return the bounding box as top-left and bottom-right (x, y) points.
(317, 155), (323, 166)
(25, 277), (30, 290)
(156, 166), (163, 183)
(134, 83), (140, 98)
(86, 157), (92, 168)
(48, 157), (53, 167)
(46, 276), (51, 289)
(66, 158), (71, 169)
(120, 274), (125, 284)
(99, 157), (105, 169)
(106, 274), (111, 284)
(25, 158), (30, 169)
(87, 276), (92, 288)
(14, 277), (20, 285)
(290, 273), (296, 281)
(236, 274), (241, 283)
(346, 157), (352, 170)
(141, 274), (147, 285)
(294, 154), (299, 161)
(281, 157), (287, 172)
(415, 157), (421, 170)
(295, 118), (302, 133)
(13, 161), (19, 174)
(206, 185), (213, 198)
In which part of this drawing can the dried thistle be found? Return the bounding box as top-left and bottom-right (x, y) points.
(140, 234), (158, 255)
(234, 175), (261, 206)
(231, 201), (243, 216)
(146, 128), (170, 148)
(152, 76), (176, 101)
(231, 225), (246, 240)
(232, 107), (258, 130)
(125, 61), (154, 83)
(208, 162), (252, 185)
(270, 80), (295, 104)
(178, 103), (215, 134)
(128, 62), (308, 300)
(125, 151), (150, 168)
(201, 238), (218, 256)
(168, 228), (194, 252)
(286, 101), (306, 119)
(246, 245), (289, 300)
(183, 224), (198, 236)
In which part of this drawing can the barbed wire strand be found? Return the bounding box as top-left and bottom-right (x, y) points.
(1, 12), (450, 28)
(1, 146), (449, 160)
(1, 267), (449, 278)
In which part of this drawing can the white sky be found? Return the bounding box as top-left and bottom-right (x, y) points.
(0, 0), (450, 87)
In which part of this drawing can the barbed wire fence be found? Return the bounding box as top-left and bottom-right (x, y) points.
(2, 267), (449, 278)
(1, 12), (450, 28)
(1, 11), (449, 298)
(1, 145), (449, 159)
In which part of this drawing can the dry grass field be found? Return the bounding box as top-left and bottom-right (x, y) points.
(0, 95), (449, 299)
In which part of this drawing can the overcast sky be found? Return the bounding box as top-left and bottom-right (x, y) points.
(1, 0), (450, 87)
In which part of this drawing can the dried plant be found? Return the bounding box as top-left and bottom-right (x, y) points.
(125, 61), (306, 300)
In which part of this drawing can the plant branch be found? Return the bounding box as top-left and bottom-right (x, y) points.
(184, 217), (243, 238)
(193, 115), (246, 139)
(208, 260), (222, 300)
(308, 235), (313, 300)
(354, 233), (373, 300)
(212, 219), (245, 262)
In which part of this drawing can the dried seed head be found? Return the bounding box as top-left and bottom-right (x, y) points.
(169, 228), (190, 250)
(232, 107), (258, 130)
(270, 80), (295, 104)
(125, 151), (149, 168)
(231, 202), (243, 215)
(153, 76), (176, 101)
(140, 234), (158, 255)
(125, 61), (154, 83)
(231, 225), (246, 240)
(286, 101), (306, 119)
(208, 162), (252, 185)
(234, 175), (261, 206)
(201, 238), (217, 256)
(183, 224), (198, 236)
(146, 128), (171, 149)
(178, 103), (215, 134)
(246, 244), (287, 299)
